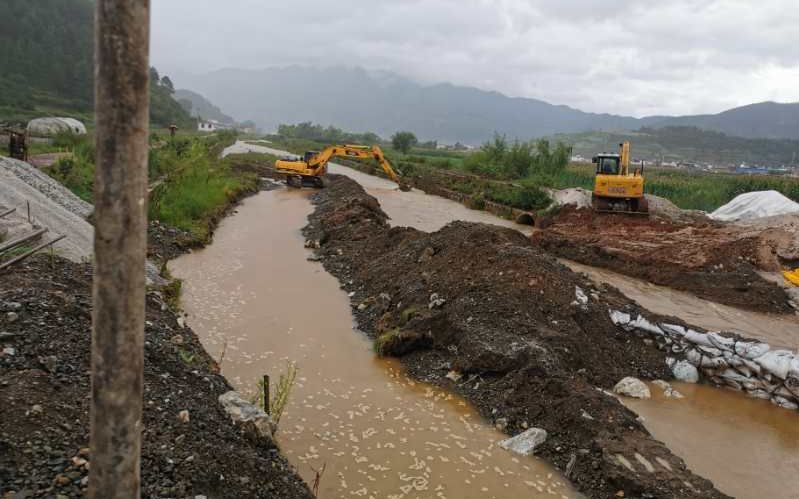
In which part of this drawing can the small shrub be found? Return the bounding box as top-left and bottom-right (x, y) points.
(254, 361), (298, 427)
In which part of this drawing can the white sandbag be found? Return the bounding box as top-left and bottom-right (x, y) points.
(707, 332), (735, 352)
(672, 361), (699, 383)
(734, 341), (770, 360)
(629, 315), (664, 335)
(609, 310), (631, 326)
(755, 350), (797, 380)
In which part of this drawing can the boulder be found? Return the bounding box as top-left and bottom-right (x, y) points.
(499, 427), (548, 456)
(218, 391), (275, 439)
(613, 377), (651, 399)
(672, 360), (699, 383)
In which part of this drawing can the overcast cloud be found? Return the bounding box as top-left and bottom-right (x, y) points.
(151, 0), (799, 117)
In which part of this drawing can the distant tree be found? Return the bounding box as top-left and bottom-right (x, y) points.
(391, 131), (418, 154)
(149, 67), (160, 85)
(161, 76), (174, 93)
(419, 140), (438, 149)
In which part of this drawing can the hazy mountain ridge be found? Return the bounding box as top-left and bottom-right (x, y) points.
(177, 66), (799, 143)
(174, 88), (234, 124)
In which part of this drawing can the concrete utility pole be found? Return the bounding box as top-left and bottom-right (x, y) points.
(90, 1), (150, 498)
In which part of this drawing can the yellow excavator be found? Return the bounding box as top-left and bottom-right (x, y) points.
(275, 144), (409, 190)
(591, 141), (648, 214)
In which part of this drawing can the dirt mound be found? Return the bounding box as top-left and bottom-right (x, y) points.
(532, 206), (794, 313)
(0, 256), (313, 499)
(303, 175), (729, 499)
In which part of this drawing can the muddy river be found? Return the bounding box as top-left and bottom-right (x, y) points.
(563, 260), (799, 351)
(173, 141), (799, 498)
(170, 190), (576, 499)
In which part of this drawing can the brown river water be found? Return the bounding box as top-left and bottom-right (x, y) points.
(170, 190), (577, 499)
(171, 141), (799, 498)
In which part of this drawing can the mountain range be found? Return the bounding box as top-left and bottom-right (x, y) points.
(176, 66), (799, 144)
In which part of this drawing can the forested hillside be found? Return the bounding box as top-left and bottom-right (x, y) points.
(0, 0), (192, 127)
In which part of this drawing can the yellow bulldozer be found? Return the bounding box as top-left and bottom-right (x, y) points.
(274, 144), (409, 190)
(591, 141), (648, 214)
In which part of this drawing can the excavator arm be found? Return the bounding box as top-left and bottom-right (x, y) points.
(276, 144), (408, 190)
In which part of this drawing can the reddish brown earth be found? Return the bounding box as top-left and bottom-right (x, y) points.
(531, 206), (794, 314)
(303, 175), (730, 499)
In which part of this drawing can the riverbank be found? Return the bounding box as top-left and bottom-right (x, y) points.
(302, 174), (730, 498)
(0, 255), (314, 498)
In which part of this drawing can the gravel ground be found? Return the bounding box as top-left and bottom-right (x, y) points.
(0, 255), (314, 499)
(0, 158), (92, 262)
(0, 158), (92, 219)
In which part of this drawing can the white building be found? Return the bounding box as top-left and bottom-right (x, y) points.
(197, 121), (217, 132)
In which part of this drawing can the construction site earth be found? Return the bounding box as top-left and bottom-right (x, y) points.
(2, 141), (799, 498)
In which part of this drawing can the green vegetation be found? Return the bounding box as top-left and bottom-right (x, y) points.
(49, 136), (96, 201)
(551, 126), (799, 167)
(254, 362), (298, 427)
(148, 132), (258, 240)
(391, 131), (418, 154)
(277, 122), (381, 145)
(0, 0), (193, 128)
(537, 164), (799, 212)
(463, 134), (572, 179)
(0, 0), (93, 114)
(49, 130), (258, 240)
(265, 123), (799, 213)
(149, 68), (196, 129)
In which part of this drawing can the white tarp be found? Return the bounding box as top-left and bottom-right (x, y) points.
(710, 190), (799, 222)
(27, 117), (87, 137)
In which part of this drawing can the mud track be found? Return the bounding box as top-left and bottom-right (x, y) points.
(0, 256), (313, 499)
(532, 207), (794, 314)
(303, 175), (730, 499)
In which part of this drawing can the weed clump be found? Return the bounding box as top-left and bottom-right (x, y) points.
(374, 329), (430, 357)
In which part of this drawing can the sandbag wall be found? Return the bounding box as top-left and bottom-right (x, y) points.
(610, 310), (799, 411)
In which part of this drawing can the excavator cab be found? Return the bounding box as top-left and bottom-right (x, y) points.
(591, 142), (648, 214)
(303, 151), (319, 162)
(594, 154), (621, 175)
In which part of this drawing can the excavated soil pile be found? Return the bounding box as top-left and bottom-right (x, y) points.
(0, 256), (313, 499)
(303, 175), (729, 499)
(532, 206), (794, 313)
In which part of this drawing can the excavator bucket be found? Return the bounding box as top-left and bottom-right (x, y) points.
(784, 268), (799, 286)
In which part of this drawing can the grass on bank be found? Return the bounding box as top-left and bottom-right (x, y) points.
(48, 130), (258, 240)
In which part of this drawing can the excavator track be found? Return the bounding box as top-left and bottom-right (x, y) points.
(592, 193), (649, 215)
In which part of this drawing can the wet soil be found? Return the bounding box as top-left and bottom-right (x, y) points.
(532, 206), (794, 314)
(169, 190), (579, 499)
(302, 175), (730, 499)
(0, 265), (312, 498)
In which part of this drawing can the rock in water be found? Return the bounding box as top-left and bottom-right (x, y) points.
(498, 427), (548, 456)
(613, 377), (651, 399)
(219, 390), (276, 438)
(672, 360), (699, 383)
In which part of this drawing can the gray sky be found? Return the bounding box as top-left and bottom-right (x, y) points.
(151, 0), (799, 117)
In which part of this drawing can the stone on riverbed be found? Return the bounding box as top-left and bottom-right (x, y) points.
(613, 377), (651, 399)
(219, 391), (276, 439)
(498, 427), (548, 456)
(672, 360), (699, 383)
